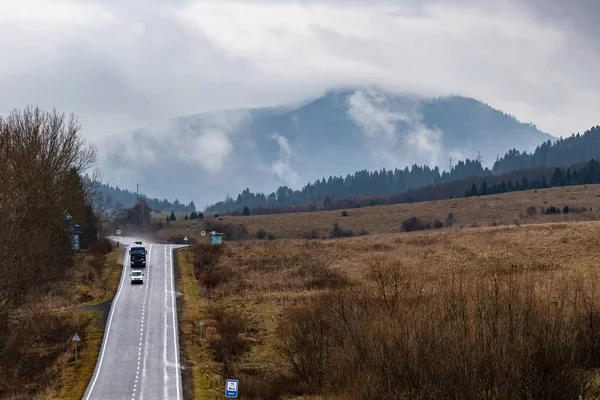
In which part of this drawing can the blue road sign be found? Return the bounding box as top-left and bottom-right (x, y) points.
(211, 233), (222, 245)
(225, 379), (238, 398)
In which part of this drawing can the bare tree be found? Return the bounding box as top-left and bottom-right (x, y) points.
(0, 106), (97, 321)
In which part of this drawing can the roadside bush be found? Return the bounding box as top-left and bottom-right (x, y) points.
(208, 306), (251, 375)
(88, 238), (113, 255)
(341, 210), (349, 217)
(433, 219), (444, 229)
(191, 243), (224, 280)
(267, 233), (276, 240)
(256, 229), (267, 240)
(276, 298), (334, 393)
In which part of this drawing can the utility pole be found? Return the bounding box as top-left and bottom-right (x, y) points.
(136, 181), (144, 228)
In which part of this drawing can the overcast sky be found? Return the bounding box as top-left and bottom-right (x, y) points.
(1, 0), (598, 178)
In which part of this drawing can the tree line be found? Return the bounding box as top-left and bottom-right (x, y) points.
(206, 125), (600, 214)
(465, 159), (600, 198)
(87, 177), (196, 213)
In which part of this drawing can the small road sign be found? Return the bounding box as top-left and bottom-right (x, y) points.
(225, 379), (238, 398)
(183, 236), (188, 244)
(211, 233), (222, 245)
(73, 333), (81, 361)
(201, 231), (206, 236)
(116, 229), (121, 235)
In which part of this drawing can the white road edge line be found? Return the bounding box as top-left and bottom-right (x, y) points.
(170, 244), (182, 399)
(84, 241), (131, 400)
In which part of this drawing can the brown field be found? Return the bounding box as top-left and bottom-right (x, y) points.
(177, 219), (600, 399)
(2, 242), (124, 399)
(154, 184), (600, 242)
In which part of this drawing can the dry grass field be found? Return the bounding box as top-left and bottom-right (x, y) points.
(177, 218), (600, 399)
(155, 184), (600, 243)
(2, 242), (124, 399)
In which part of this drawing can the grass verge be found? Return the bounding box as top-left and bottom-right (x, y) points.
(10, 243), (126, 399)
(175, 247), (221, 399)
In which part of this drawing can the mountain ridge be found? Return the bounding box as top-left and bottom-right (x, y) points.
(100, 86), (553, 207)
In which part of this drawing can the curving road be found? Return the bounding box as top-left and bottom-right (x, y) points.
(83, 236), (186, 400)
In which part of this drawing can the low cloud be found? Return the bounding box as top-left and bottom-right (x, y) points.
(271, 133), (300, 186)
(347, 88), (445, 168)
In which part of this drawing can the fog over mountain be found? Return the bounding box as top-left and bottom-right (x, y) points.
(102, 87), (552, 207)
(2, 0), (598, 208)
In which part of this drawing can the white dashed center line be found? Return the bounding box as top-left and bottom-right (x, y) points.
(132, 244), (151, 399)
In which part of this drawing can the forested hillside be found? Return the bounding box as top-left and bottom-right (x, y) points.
(84, 176), (196, 212)
(206, 125), (600, 213)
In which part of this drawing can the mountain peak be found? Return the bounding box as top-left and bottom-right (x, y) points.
(101, 88), (553, 207)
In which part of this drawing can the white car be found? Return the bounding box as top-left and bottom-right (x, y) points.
(130, 270), (144, 284)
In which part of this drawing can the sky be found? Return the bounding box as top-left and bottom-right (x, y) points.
(1, 0), (599, 202)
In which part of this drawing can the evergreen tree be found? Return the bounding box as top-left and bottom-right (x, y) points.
(507, 180), (514, 192)
(242, 206), (250, 216)
(169, 210), (176, 221)
(479, 181), (488, 196)
(470, 183), (478, 197)
(185, 215), (189, 220)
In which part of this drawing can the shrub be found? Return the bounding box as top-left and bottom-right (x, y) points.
(276, 299), (334, 392)
(208, 306), (251, 375)
(433, 219), (444, 229)
(204, 219), (248, 240)
(445, 212), (455, 227)
(276, 268), (600, 399)
(294, 258), (350, 290)
(563, 205), (570, 213)
(256, 229), (267, 240)
(341, 210), (349, 217)
(526, 205), (537, 217)
(330, 223), (354, 238)
(88, 238), (113, 255)
(401, 216), (428, 232)
(545, 206), (561, 215)
(304, 229), (319, 239)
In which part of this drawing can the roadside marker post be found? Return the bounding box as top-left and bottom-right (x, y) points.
(73, 333), (81, 361)
(199, 321), (204, 339)
(225, 379), (238, 398)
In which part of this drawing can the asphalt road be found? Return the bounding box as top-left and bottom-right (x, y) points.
(83, 236), (185, 400)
